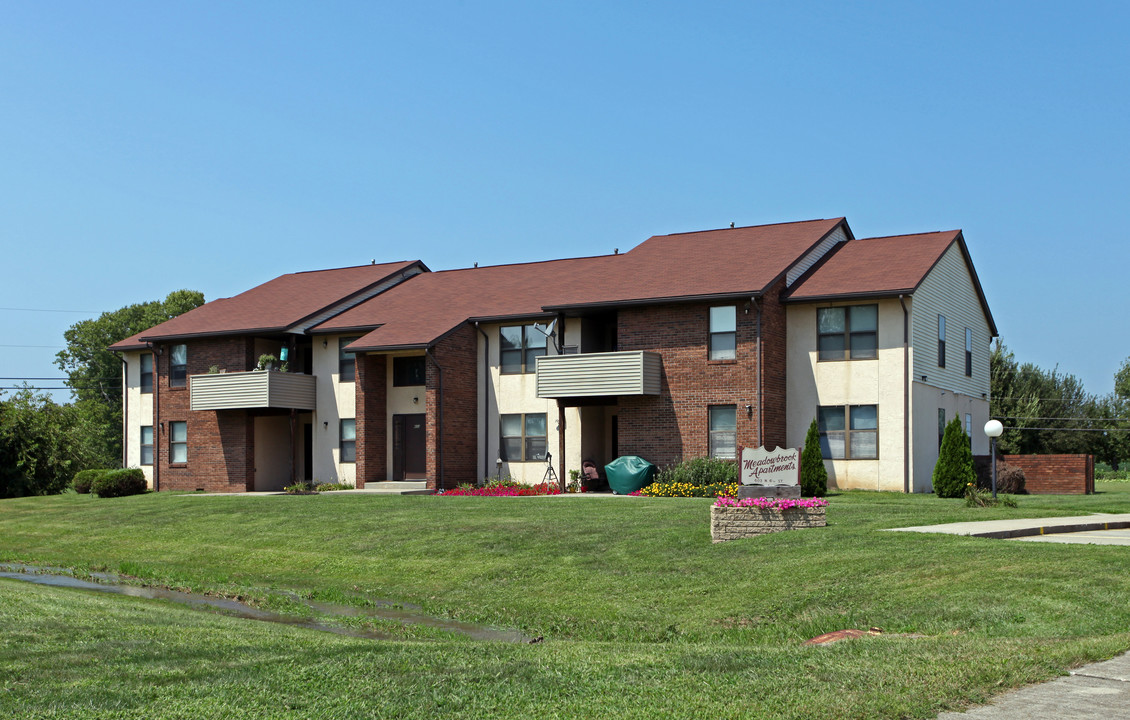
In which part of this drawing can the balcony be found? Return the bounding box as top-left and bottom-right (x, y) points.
(535, 351), (662, 398)
(190, 371), (317, 411)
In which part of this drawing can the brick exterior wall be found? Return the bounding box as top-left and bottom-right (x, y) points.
(156, 337), (257, 492)
(425, 325), (479, 492)
(355, 354), (387, 490)
(617, 286), (787, 468)
(1002, 454), (1095, 494)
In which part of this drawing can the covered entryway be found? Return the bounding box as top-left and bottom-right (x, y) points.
(393, 413), (427, 480)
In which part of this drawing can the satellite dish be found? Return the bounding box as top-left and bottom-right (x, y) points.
(533, 318), (557, 338)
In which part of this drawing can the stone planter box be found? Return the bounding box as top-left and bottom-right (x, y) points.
(710, 505), (827, 543)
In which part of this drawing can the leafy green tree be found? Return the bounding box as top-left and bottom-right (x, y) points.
(800, 418), (828, 497)
(53, 290), (204, 465)
(933, 417), (976, 498)
(0, 387), (102, 497)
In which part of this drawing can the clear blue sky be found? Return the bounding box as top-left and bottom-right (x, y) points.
(3, 1), (1127, 401)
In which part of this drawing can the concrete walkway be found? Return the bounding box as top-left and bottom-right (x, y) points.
(886, 513), (1130, 544)
(936, 651), (1130, 719)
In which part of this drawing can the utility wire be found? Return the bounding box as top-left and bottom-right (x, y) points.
(0, 307), (103, 313)
(0, 344), (65, 348)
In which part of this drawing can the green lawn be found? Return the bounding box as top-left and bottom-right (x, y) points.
(2, 486), (1130, 719)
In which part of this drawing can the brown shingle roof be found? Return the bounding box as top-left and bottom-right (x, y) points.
(318, 218), (848, 350)
(108, 261), (422, 350)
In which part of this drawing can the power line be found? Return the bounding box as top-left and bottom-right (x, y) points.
(0, 344), (65, 348)
(994, 415), (1129, 423)
(0, 307), (103, 313)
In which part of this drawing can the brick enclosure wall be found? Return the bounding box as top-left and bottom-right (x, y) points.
(1002, 454), (1095, 494)
(355, 354), (387, 489)
(426, 325), (479, 492)
(617, 289), (787, 468)
(156, 337), (256, 492)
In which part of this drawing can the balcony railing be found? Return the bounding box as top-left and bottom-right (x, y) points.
(535, 351), (662, 398)
(189, 371), (317, 411)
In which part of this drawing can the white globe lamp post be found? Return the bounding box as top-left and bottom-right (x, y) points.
(984, 420), (1004, 498)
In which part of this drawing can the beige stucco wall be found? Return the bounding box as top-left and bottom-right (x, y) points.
(911, 382), (990, 493)
(122, 349), (154, 486)
(786, 298), (909, 491)
(312, 335), (355, 484)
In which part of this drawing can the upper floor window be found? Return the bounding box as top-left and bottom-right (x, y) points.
(393, 356), (426, 386)
(818, 405), (878, 459)
(500, 413), (547, 461)
(708, 405), (737, 459)
(339, 337), (359, 382)
(817, 305), (877, 361)
(708, 306), (737, 360)
(170, 421), (187, 464)
(170, 345), (187, 387)
(964, 328), (973, 377)
(937, 315), (946, 368)
(340, 419), (356, 463)
(500, 325), (546, 374)
(140, 426), (153, 465)
(140, 353), (153, 394)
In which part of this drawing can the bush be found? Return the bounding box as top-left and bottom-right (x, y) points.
(90, 468), (148, 498)
(635, 481), (739, 498)
(72, 469), (111, 494)
(933, 418), (976, 498)
(800, 418), (828, 497)
(654, 458), (737, 487)
(973, 456), (1027, 494)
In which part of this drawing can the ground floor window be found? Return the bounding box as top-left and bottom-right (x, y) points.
(340, 419), (356, 463)
(140, 426), (153, 465)
(501, 413), (547, 462)
(708, 405), (737, 458)
(169, 421), (187, 464)
(818, 405), (878, 459)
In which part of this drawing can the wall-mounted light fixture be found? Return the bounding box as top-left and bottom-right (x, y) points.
(322, 339), (328, 349)
(745, 404), (753, 418)
(323, 421), (329, 429)
(412, 396), (419, 404)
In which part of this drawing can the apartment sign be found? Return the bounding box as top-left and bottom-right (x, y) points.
(739, 446), (801, 486)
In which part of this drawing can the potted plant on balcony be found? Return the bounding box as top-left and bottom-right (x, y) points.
(257, 353), (278, 371)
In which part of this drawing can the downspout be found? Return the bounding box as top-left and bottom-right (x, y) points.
(425, 347), (444, 492)
(752, 297), (763, 448)
(899, 295), (910, 494)
(475, 322), (490, 487)
(115, 351), (127, 468)
(149, 343), (162, 492)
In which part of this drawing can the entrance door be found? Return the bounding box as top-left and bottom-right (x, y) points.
(393, 414), (427, 480)
(303, 423), (313, 481)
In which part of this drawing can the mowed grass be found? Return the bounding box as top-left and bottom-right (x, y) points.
(2, 486), (1130, 719)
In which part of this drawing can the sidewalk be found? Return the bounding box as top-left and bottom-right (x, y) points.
(886, 513), (1130, 544)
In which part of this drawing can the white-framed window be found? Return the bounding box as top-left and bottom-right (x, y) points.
(817, 305), (878, 361)
(339, 337), (359, 382)
(937, 315), (946, 368)
(140, 426), (153, 465)
(818, 405), (878, 459)
(170, 344), (187, 387)
(938, 408), (946, 449)
(965, 413), (973, 448)
(500, 325), (547, 374)
(140, 353), (153, 394)
(340, 419), (356, 463)
(708, 405), (737, 458)
(169, 421), (187, 464)
(709, 306), (737, 360)
(500, 413), (547, 461)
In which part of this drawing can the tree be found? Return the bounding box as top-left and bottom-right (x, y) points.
(800, 418), (828, 497)
(933, 417), (975, 498)
(53, 290), (204, 466)
(0, 387), (101, 497)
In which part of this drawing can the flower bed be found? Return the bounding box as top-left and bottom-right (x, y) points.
(440, 482), (561, 497)
(710, 497), (827, 543)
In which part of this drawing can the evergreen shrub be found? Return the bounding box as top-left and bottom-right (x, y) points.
(91, 468), (147, 498)
(71, 469), (110, 494)
(933, 418), (976, 498)
(800, 418), (828, 497)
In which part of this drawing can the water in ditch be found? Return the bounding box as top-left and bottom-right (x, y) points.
(0, 563), (533, 643)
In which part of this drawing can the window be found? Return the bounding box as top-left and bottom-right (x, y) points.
(140, 426), (153, 465)
(340, 419), (356, 463)
(339, 337), (359, 382)
(393, 356), (426, 386)
(170, 344), (187, 387)
(140, 353), (153, 394)
(169, 421), (187, 464)
(818, 405), (878, 459)
(965, 413), (973, 448)
(937, 315), (946, 368)
(965, 328), (973, 377)
(500, 325), (547, 374)
(500, 413), (547, 461)
(709, 306), (736, 360)
(938, 408), (946, 449)
(817, 305), (878, 361)
(708, 405), (737, 459)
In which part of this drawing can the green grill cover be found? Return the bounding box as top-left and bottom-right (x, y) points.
(604, 456), (656, 495)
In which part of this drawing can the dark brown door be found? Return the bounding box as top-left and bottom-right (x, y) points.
(393, 414), (427, 480)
